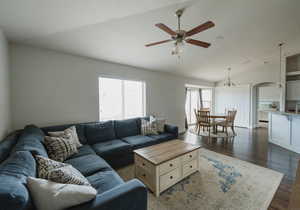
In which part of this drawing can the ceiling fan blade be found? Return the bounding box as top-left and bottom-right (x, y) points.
(145, 39), (172, 47)
(185, 21), (215, 37)
(155, 23), (177, 36)
(185, 39), (211, 48)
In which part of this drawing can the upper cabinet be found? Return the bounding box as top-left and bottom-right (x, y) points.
(286, 54), (300, 112)
(287, 80), (300, 101)
(286, 54), (300, 79)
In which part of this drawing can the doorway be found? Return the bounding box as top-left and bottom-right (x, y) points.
(251, 83), (280, 128)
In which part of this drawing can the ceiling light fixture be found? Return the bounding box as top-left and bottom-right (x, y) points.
(145, 9), (215, 57)
(224, 67), (236, 87)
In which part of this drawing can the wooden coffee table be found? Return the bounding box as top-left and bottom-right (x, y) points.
(134, 139), (201, 197)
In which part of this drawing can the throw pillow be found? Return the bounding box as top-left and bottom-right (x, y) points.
(150, 116), (166, 133)
(141, 119), (158, 135)
(35, 155), (90, 186)
(48, 126), (82, 148)
(27, 177), (97, 210)
(44, 136), (78, 162)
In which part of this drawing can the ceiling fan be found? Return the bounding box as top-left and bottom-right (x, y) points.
(145, 9), (215, 56)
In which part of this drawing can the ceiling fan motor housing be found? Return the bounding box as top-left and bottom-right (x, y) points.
(172, 30), (186, 42)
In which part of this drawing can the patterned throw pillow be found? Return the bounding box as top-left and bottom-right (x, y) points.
(48, 126), (82, 148)
(150, 116), (166, 133)
(141, 119), (158, 135)
(35, 155), (90, 186)
(44, 136), (78, 162)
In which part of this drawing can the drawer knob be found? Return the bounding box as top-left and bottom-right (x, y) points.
(169, 163), (173, 167)
(170, 176), (173, 179)
(190, 165), (193, 168)
(142, 163), (145, 166)
(189, 155), (192, 158)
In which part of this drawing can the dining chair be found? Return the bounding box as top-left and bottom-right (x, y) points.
(200, 107), (210, 112)
(217, 110), (237, 136)
(197, 110), (212, 136)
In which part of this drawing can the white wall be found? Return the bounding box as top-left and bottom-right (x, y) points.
(214, 86), (251, 128)
(0, 29), (11, 140)
(10, 44), (213, 132)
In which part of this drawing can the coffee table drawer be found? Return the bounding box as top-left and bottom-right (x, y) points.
(159, 157), (180, 175)
(160, 168), (181, 192)
(183, 159), (198, 176)
(135, 155), (154, 172)
(136, 166), (155, 191)
(182, 150), (198, 163)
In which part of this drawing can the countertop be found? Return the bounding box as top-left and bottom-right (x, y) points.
(269, 111), (300, 116)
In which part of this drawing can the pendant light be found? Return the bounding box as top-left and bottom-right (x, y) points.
(278, 43), (284, 88)
(224, 67), (236, 87)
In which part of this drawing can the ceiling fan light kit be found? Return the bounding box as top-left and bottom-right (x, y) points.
(145, 9), (215, 57)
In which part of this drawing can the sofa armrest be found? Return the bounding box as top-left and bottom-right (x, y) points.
(164, 124), (178, 138)
(68, 179), (147, 210)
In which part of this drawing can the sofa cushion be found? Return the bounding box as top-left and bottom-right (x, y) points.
(0, 174), (33, 210)
(87, 170), (124, 194)
(147, 133), (175, 142)
(91, 139), (132, 159)
(0, 151), (36, 210)
(0, 131), (20, 163)
(64, 154), (111, 177)
(122, 135), (155, 149)
(42, 124), (87, 145)
(68, 144), (96, 159)
(13, 125), (48, 157)
(0, 151), (36, 178)
(114, 118), (140, 138)
(85, 121), (116, 144)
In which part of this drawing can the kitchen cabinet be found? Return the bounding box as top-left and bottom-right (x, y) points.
(286, 80), (300, 101)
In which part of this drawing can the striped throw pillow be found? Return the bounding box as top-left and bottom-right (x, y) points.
(44, 136), (78, 162)
(141, 119), (158, 135)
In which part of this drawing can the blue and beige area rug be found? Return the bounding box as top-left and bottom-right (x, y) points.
(117, 148), (283, 210)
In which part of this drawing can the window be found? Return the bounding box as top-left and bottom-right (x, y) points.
(202, 89), (212, 110)
(185, 87), (213, 125)
(185, 88), (201, 125)
(99, 77), (146, 121)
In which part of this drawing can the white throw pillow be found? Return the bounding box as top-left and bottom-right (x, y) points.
(49, 126), (82, 148)
(27, 177), (97, 210)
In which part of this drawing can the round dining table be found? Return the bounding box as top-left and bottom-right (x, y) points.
(208, 113), (227, 134)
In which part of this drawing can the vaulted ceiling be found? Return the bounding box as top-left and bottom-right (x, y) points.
(1, 0), (300, 81)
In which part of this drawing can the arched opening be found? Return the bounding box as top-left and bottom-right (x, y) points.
(251, 82), (281, 128)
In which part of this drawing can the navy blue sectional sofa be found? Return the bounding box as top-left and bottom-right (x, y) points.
(0, 117), (178, 210)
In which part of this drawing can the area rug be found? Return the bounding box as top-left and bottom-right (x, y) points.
(117, 148), (283, 210)
(189, 128), (236, 138)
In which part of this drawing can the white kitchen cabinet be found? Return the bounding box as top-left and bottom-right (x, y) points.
(286, 80), (300, 101)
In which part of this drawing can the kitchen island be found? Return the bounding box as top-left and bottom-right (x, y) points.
(268, 111), (300, 153)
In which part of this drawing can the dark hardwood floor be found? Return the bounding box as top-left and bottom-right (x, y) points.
(179, 127), (300, 210)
